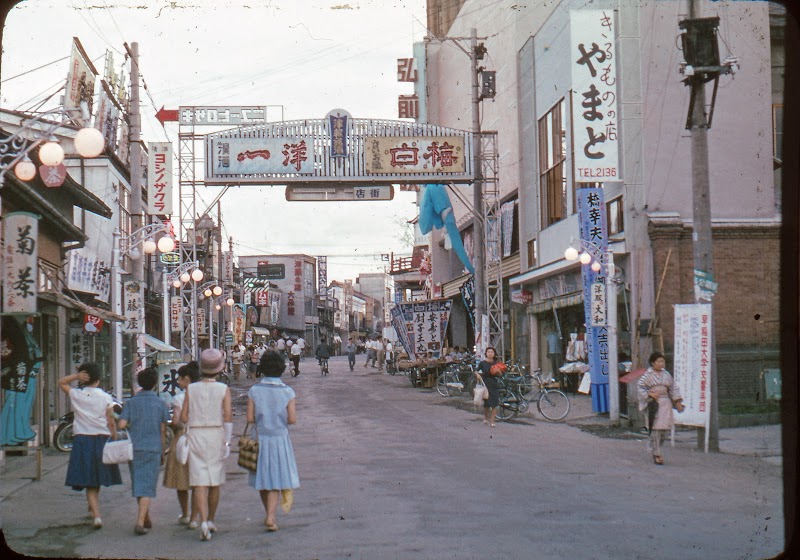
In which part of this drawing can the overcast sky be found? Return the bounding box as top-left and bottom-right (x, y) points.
(1, 0), (427, 282)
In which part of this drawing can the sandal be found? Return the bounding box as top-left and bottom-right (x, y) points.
(654, 455), (664, 465)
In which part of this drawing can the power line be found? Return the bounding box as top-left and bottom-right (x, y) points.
(1, 56), (70, 84)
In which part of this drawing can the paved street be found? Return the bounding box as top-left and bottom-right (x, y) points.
(1, 356), (784, 559)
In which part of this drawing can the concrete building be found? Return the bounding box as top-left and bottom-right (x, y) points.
(354, 272), (393, 333)
(423, 0), (782, 413)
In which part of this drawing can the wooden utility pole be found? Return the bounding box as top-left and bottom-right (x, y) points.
(470, 28), (486, 330)
(687, 0), (719, 451)
(127, 41), (143, 283)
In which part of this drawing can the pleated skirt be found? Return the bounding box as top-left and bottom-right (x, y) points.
(162, 428), (190, 491)
(65, 434), (123, 490)
(248, 434), (300, 491)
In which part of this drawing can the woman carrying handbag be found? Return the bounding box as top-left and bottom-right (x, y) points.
(59, 363), (122, 529)
(246, 349), (299, 532)
(163, 361), (200, 528)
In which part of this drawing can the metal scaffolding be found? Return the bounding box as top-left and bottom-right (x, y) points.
(177, 119), (201, 359)
(480, 130), (503, 358)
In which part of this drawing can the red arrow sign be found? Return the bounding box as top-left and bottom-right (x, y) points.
(155, 106), (179, 126)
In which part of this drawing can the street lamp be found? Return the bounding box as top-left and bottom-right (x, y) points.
(162, 260), (201, 346)
(564, 238), (620, 424)
(111, 222), (176, 399)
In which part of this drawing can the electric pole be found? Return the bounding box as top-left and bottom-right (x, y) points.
(470, 28), (486, 329)
(126, 41), (143, 283)
(686, 0), (719, 451)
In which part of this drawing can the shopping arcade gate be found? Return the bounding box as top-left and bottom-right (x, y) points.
(177, 110), (504, 359)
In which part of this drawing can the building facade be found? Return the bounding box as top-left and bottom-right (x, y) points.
(424, 0), (782, 413)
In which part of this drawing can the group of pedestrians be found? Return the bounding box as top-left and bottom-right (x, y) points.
(362, 336), (392, 371)
(59, 348), (300, 540)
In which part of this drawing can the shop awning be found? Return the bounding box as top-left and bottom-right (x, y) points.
(528, 293), (583, 314)
(251, 326), (271, 336)
(143, 334), (182, 365)
(38, 290), (126, 322)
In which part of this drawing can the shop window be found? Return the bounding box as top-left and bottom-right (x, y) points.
(539, 99), (567, 227)
(527, 239), (538, 268)
(607, 196), (624, 235)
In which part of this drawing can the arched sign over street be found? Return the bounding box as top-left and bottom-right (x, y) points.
(203, 109), (475, 186)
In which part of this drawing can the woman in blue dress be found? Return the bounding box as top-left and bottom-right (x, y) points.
(246, 349), (299, 532)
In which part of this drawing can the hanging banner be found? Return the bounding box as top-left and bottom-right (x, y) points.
(390, 299), (452, 361)
(147, 142), (173, 215)
(233, 304), (245, 345)
(501, 200), (515, 257)
(122, 281), (145, 333)
(459, 275), (476, 331)
(223, 251), (234, 283)
(570, 10), (621, 182)
(317, 256), (328, 298)
(577, 187), (610, 413)
(3, 212), (40, 314)
(83, 314), (104, 334)
(69, 325), (92, 373)
(197, 307), (206, 334)
(64, 37), (98, 127)
(673, 303), (713, 428)
(0, 315), (43, 446)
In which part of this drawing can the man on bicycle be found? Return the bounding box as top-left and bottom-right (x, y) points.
(315, 338), (333, 375)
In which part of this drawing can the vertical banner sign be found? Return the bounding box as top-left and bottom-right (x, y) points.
(223, 251), (234, 283)
(392, 299), (452, 361)
(344, 280), (353, 333)
(197, 307), (206, 334)
(577, 187), (610, 413)
(123, 281), (145, 333)
(317, 256), (328, 298)
(501, 200), (515, 258)
(459, 275), (476, 332)
(327, 109), (350, 158)
(69, 326), (92, 373)
(673, 303), (712, 428)
(233, 305), (245, 345)
(65, 37), (98, 127)
(147, 142), (173, 215)
(3, 212), (39, 314)
(571, 10), (621, 182)
(170, 295), (183, 332)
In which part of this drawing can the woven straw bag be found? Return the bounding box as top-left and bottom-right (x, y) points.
(237, 423), (259, 472)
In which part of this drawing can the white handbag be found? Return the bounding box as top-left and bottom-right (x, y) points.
(102, 431), (133, 464)
(176, 429), (190, 465)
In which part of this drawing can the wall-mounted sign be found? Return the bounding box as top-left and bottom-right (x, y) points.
(209, 137), (314, 175)
(2, 212), (39, 314)
(365, 136), (465, 174)
(160, 252), (180, 264)
(223, 251), (234, 283)
(170, 296), (183, 332)
(397, 58), (418, 82)
(123, 281), (144, 333)
(147, 142), (173, 215)
(571, 10), (621, 182)
(179, 106), (267, 126)
(65, 37), (98, 127)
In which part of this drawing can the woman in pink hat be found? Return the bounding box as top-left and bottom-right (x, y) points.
(180, 349), (233, 541)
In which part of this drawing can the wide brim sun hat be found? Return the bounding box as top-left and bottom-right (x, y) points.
(200, 348), (225, 375)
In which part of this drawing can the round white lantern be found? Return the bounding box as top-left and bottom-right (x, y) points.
(191, 269), (204, 282)
(157, 236), (176, 253)
(38, 142), (65, 166)
(14, 158), (36, 181)
(74, 127), (105, 158)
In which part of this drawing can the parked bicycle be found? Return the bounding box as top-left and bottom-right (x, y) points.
(319, 357), (330, 376)
(496, 369), (570, 422)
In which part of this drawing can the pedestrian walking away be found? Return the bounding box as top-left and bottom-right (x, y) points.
(247, 345), (260, 379)
(296, 336), (306, 359)
(637, 351), (685, 465)
(117, 367), (171, 535)
(230, 345), (244, 380)
(181, 349), (233, 541)
(163, 361), (200, 528)
(290, 340), (302, 376)
(247, 350), (300, 532)
(345, 337), (357, 371)
(58, 363), (123, 529)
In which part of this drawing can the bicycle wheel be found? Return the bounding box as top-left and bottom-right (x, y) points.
(54, 422), (74, 452)
(495, 388), (519, 422)
(436, 373), (451, 396)
(537, 389), (570, 421)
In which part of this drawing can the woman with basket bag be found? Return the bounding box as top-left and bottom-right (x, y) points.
(58, 363), (122, 529)
(162, 361), (200, 528)
(245, 349), (299, 532)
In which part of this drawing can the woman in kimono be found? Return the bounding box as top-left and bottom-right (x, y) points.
(637, 352), (685, 465)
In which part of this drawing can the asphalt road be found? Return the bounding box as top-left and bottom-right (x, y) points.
(2, 355), (784, 559)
